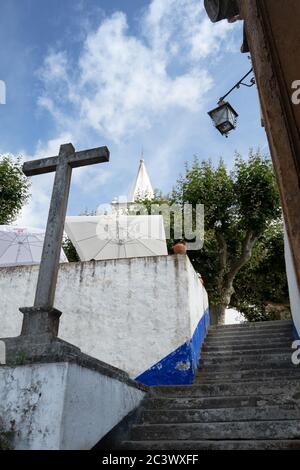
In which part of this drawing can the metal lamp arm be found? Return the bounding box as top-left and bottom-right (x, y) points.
(218, 68), (254, 104)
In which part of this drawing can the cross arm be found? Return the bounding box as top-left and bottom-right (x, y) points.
(69, 146), (110, 168)
(23, 155), (58, 176)
(22, 146), (110, 177)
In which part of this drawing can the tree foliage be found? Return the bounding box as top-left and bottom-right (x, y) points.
(63, 149), (289, 324)
(62, 236), (80, 262)
(62, 208), (97, 262)
(133, 190), (177, 252)
(147, 150), (284, 324)
(232, 222), (290, 321)
(0, 156), (30, 224)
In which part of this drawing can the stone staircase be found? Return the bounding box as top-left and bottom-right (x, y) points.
(122, 319), (300, 450)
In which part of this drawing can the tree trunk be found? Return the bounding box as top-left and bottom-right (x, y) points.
(211, 230), (258, 326)
(210, 304), (226, 325)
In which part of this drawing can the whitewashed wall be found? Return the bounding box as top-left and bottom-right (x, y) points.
(0, 362), (145, 450)
(284, 228), (300, 336)
(0, 255), (209, 383)
(186, 259), (209, 337)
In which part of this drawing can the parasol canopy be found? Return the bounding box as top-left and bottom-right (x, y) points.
(0, 225), (68, 267)
(65, 214), (168, 261)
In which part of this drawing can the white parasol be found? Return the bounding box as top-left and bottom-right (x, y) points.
(0, 225), (68, 267)
(64, 214), (168, 261)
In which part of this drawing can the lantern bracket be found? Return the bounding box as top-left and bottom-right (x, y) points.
(218, 68), (254, 104)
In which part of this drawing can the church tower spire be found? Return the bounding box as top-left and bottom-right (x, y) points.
(129, 154), (154, 202)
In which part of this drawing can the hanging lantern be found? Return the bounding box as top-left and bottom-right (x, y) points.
(208, 101), (238, 137)
(204, 0), (239, 23)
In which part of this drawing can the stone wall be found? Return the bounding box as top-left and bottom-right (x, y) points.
(0, 361), (145, 450)
(0, 254), (209, 384)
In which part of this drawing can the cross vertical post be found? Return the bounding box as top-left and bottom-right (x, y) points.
(18, 142), (109, 341)
(34, 144), (73, 310)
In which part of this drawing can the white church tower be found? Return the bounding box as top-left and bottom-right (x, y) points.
(128, 158), (154, 202)
(111, 157), (154, 214)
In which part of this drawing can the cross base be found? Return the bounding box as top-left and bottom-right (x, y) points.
(20, 306), (62, 337)
(1, 335), (81, 366)
(2, 305), (81, 365)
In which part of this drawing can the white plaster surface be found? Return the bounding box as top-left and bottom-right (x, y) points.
(0, 362), (145, 450)
(186, 260), (209, 337)
(284, 228), (300, 335)
(0, 255), (208, 378)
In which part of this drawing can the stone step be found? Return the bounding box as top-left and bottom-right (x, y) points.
(201, 347), (292, 359)
(203, 363), (297, 375)
(200, 360), (296, 373)
(144, 393), (299, 410)
(130, 420), (300, 440)
(122, 439), (300, 450)
(208, 321), (292, 331)
(196, 368), (300, 383)
(141, 405), (300, 424)
(209, 320), (292, 331)
(206, 329), (292, 340)
(120, 319), (298, 451)
(152, 378), (300, 397)
(205, 335), (292, 346)
(200, 351), (293, 366)
(203, 340), (292, 352)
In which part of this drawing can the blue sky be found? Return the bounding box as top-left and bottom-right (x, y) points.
(0, 0), (268, 228)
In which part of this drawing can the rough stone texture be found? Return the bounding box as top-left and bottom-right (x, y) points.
(124, 440), (300, 450)
(141, 405), (300, 424)
(18, 144), (109, 348)
(27, 143), (73, 312)
(0, 360), (145, 450)
(2, 335), (81, 366)
(121, 320), (300, 450)
(20, 307), (62, 336)
(239, 0), (300, 298)
(130, 421), (300, 440)
(0, 255), (208, 379)
(0, 416), (12, 450)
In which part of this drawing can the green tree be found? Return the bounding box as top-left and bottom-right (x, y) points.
(173, 150), (282, 324)
(62, 236), (80, 262)
(0, 156), (30, 224)
(133, 190), (177, 253)
(62, 209), (96, 262)
(232, 221), (290, 321)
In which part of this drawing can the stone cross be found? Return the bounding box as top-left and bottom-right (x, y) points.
(20, 143), (110, 339)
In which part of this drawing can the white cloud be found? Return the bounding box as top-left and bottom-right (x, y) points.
(17, 0), (237, 228)
(143, 0), (235, 62)
(37, 0), (234, 143)
(39, 51), (69, 82)
(16, 133), (73, 228)
(16, 133), (113, 227)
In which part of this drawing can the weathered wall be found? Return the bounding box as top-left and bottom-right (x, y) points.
(284, 228), (300, 337)
(0, 255), (209, 384)
(0, 362), (145, 450)
(240, 0), (300, 290)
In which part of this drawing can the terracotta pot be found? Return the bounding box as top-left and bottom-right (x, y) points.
(172, 242), (187, 255)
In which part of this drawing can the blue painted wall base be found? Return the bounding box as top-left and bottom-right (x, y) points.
(136, 309), (210, 386)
